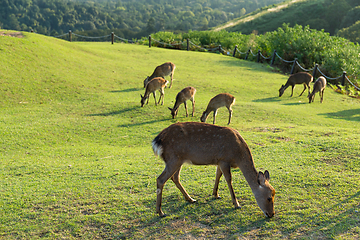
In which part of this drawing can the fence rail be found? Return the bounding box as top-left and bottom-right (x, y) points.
(53, 30), (359, 91)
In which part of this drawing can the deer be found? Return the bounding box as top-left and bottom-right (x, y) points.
(144, 62), (176, 89)
(140, 77), (168, 107)
(152, 122), (276, 218)
(279, 72), (313, 97)
(168, 87), (196, 119)
(308, 76), (327, 103)
(200, 93), (235, 125)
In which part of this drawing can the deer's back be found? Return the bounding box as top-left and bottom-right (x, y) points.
(208, 93), (235, 109)
(153, 62), (175, 77)
(314, 76), (327, 91)
(177, 87), (196, 101)
(146, 77), (167, 91)
(154, 122), (248, 166)
(288, 72), (313, 85)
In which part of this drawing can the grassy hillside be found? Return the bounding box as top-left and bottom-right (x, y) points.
(1, 31), (360, 239)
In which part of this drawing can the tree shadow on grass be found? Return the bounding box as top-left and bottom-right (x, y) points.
(281, 101), (308, 106)
(110, 87), (142, 93)
(319, 109), (360, 122)
(252, 97), (282, 103)
(288, 191), (360, 238)
(87, 107), (138, 117)
(117, 118), (171, 128)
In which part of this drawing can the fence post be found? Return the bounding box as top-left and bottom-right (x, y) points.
(111, 32), (114, 44)
(148, 35), (151, 48)
(257, 50), (261, 63)
(312, 64), (318, 78)
(187, 38), (189, 51)
(69, 30), (72, 42)
(245, 48), (250, 60)
(290, 58), (297, 74)
(232, 45), (238, 57)
(342, 71), (347, 86)
(270, 50), (277, 66)
(218, 45), (222, 54)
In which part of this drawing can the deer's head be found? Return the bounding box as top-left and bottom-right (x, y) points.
(253, 170), (275, 218)
(279, 85), (285, 97)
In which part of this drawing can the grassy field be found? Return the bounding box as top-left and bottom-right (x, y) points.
(0, 31), (359, 239)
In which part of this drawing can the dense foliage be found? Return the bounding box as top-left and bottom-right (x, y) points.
(0, 0), (283, 38)
(225, 0), (360, 43)
(143, 24), (360, 83)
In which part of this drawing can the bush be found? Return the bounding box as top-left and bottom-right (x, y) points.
(146, 25), (360, 82)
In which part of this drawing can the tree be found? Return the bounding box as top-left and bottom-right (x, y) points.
(325, 0), (351, 34)
(340, 6), (360, 29)
(7, 14), (20, 30)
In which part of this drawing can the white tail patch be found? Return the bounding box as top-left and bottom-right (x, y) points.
(152, 139), (163, 157)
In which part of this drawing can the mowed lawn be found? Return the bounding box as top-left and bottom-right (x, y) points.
(0, 31), (359, 239)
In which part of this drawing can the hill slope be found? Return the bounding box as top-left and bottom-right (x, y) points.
(0, 31), (359, 239)
(214, 0), (360, 43)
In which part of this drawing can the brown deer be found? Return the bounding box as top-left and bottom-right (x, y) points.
(279, 72), (313, 97)
(200, 93), (235, 125)
(140, 77), (168, 107)
(168, 87), (196, 119)
(152, 122), (276, 218)
(144, 62), (176, 88)
(308, 76), (327, 103)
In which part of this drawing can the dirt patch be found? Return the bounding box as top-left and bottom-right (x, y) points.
(213, 0), (305, 32)
(0, 31), (24, 38)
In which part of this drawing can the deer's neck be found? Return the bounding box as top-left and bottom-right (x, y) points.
(238, 156), (260, 191)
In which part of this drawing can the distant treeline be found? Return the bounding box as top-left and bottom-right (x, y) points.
(0, 0), (284, 38)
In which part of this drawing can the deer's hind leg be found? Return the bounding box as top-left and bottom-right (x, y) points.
(158, 88), (165, 105)
(171, 166), (196, 203)
(299, 83), (307, 96)
(156, 160), (183, 217)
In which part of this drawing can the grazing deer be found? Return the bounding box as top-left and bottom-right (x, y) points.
(144, 62), (176, 88)
(152, 122), (276, 218)
(308, 76), (327, 103)
(200, 93), (235, 125)
(140, 77), (168, 107)
(279, 72), (313, 97)
(168, 87), (196, 119)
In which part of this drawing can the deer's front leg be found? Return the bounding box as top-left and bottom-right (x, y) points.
(219, 162), (240, 209)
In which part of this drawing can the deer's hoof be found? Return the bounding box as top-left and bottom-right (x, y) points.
(158, 212), (167, 218)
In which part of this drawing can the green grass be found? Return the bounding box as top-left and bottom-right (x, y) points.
(1, 30), (360, 239)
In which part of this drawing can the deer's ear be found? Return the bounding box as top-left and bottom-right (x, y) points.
(264, 170), (270, 181)
(168, 107), (173, 111)
(258, 171), (266, 186)
(140, 94), (143, 98)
